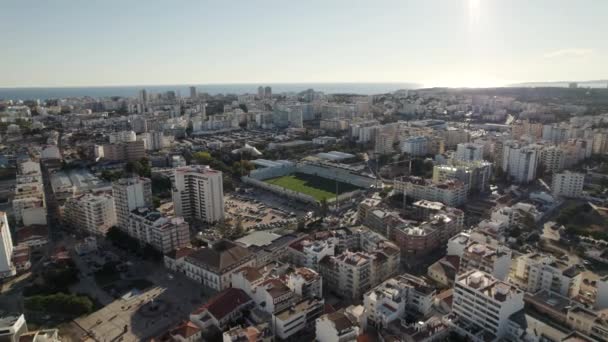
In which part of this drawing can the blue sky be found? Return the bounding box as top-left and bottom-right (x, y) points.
(1, 0), (606, 87)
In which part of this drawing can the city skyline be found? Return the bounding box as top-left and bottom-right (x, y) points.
(2, 0), (607, 88)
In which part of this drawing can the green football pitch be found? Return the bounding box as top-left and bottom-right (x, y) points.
(264, 172), (361, 201)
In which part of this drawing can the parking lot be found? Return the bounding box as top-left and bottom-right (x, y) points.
(225, 193), (303, 230)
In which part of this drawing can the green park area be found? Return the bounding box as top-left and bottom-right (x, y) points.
(264, 172), (360, 201)
(556, 201), (608, 241)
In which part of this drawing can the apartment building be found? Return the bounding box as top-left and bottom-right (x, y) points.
(13, 160), (46, 226)
(394, 176), (467, 207)
(315, 310), (360, 342)
(552, 171), (585, 198)
(319, 244), (400, 300)
(112, 177), (152, 230)
(364, 274), (436, 329)
(455, 142), (484, 162)
(102, 140), (146, 162)
(390, 209), (464, 259)
(272, 298), (325, 340)
(501, 143), (540, 184)
(64, 193), (116, 236)
(172, 165), (224, 223)
(452, 270), (524, 341)
(127, 207), (189, 254)
(459, 242), (512, 280)
(513, 253), (582, 297)
(540, 145), (566, 174)
(0, 212), (16, 279)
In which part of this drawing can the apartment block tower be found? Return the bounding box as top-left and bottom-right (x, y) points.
(172, 166), (224, 223)
(112, 177), (153, 230)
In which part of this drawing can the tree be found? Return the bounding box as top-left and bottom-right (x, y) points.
(238, 104), (248, 113)
(25, 293), (93, 316)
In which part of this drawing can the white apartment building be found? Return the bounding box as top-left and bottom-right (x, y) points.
(459, 243), (512, 281)
(0, 314), (28, 341)
(138, 131), (165, 151)
(319, 246), (400, 300)
(173, 165), (224, 223)
(112, 177), (152, 230)
(364, 274), (436, 329)
(455, 142), (484, 162)
(64, 193), (117, 236)
(452, 270), (524, 341)
(394, 176), (467, 207)
(374, 132), (396, 155)
(287, 238), (336, 269)
(552, 171), (584, 198)
(127, 208), (189, 254)
(286, 267), (323, 299)
(513, 253), (582, 297)
(13, 160), (46, 226)
(108, 130), (137, 143)
(502, 143), (539, 183)
(0, 212), (16, 279)
(272, 298), (324, 340)
(400, 136), (429, 156)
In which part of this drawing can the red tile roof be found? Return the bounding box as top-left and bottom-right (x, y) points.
(193, 288), (252, 320)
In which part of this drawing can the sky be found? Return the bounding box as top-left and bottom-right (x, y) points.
(1, 0), (607, 88)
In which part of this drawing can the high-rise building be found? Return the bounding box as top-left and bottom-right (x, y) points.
(138, 89), (148, 112)
(455, 143), (484, 162)
(0, 212), (16, 279)
(264, 86), (272, 98)
(257, 86), (264, 99)
(112, 177), (152, 230)
(64, 193), (117, 236)
(172, 166), (225, 223)
(189, 86), (197, 99)
(502, 143), (539, 183)
(552, 171), (584, 198)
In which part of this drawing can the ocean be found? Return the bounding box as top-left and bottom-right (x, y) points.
(0, 83), (420, 101)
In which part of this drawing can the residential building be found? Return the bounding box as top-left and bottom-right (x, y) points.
(0, 213), (16, 279)
(319, 242), (400, 300)
(112, 177), (152, 230)
(502, 143), (540, 183)
(102, 140), (146, 161)
(400, 136), (429, 156)
(394, 176), (467, 207)
(127, 207), (189, 254)
(512, 253), (582, 297)
(64, 193), (117, 236)
(455, 142), (484, 162)
(315, 310), (360, 342)
(452, 270), (524, 341)
(272, 298), (324, 340)
(540, 145), (566, 174)
(364, 274), (436, 329)
(172, 165), (225, 223)
(390, 209), (464, 260)
(459, 242), (512, 280)
(552, 171), (584, 198)
(13, 160), (46, 226)
(0, 314), (28, 342)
